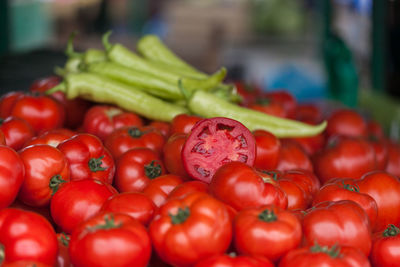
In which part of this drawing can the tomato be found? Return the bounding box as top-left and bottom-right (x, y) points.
(0, 116), (35, 150)
(114, 147), (166, 192)
(326, 108), (367, 138)
(234, 81), (262, 106)
(69, 212), (151, 267)
(82, 105), (143, 141)
(162, 133), (189, 178)
(385, 140), (400, 177)
(0, 129), (5, 145)
(149, 192), (232, 266)
(167, 180), (209, 200)
(100, 192), (156, 226)
(276, 139), (313, 172)
(209, 162), (287, 211)
(264, 90), (297, 118)
(0, 208), (58, 266)
(279, 244), (371, 267)
(8, 92), (65, 134)
(286, 132), (326, 156)
(294, 103), (323, 125)
(367, 120), (385, 140)
(234, 205), (302, 262)
(104, 125), (166, 159)
(24, 128), (76, 148)
(182, 117), (256, 183)
(312, 178), (378, 229)
(370, 224), (400, 267)
(0, 91), (24, 118)
(57, 133), (115, 184)
(50, 179), (117, 234)
(253, 129), (281, 170)
(56, 233), (71, 267)
(0, 146), (25, 209)
(2, 261), (52, 267)
(170, 114), (202, 135)
(302, 200), (372, 256)
(148, 120), (171, 139)
(369, 137), (388, 170)
(194, 253), (274, 267)
(18, 144), (70, 207)
(357, 171), (400, 232)
(248, 98), (287, 118)
(313, 137), (377, 184)
(280, 169), (320, 200)
(141, 174), (184, 208)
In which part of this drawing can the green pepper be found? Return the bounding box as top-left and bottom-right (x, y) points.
(186, 90), (327, 138)
(82, 49), (106, 65)
(47, 72), (188, 122)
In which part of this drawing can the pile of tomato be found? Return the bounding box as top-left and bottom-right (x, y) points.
(0, 77), (399, 267)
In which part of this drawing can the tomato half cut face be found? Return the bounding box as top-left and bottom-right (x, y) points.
(182, 117), (256, 183)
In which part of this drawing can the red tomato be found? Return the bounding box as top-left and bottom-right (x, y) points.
(56, 233), (71, 267)
(149, 192), (232, 266)
(18, 144), (70, 207)
(0, 116), (35, 150)
(0, 91), (24, 118)
(9, 92), (65, 134)
(385, 140), (400, 177)
(170, 113), (202, 135)
(326, 108), (367, 138)
(280, 169), (321, 200)
(0, 146), (25, 209)
(162, 133), (189, 178)
(357, 171), (400, 232)
(286, 132), (326, 156)
(294, 103), (323, 125)
(104, 125), (166, 159)
(370, 224), (400, 267)
(253, 129), (281, 170)
(57, 133), (115, 184)
(2, 261), (52, 267)
(234, 81), (262, 106)
(312, 178), (378, 229)
(114, 147), (166, 192)
(0, 129), (5, 145)
(167, 180), (209, 200)
(367, 120), (385, 140)
(148, 120), (171, 139)
(264, 90), (297, 118)
(368, 137), (388, 170)
(209, 162), (287, 211)
(195, 253), (274, 267)
(141, 174), (184, 208)
(24, 128), (76, 148)
(9, 199), (55, 227)
(50, 179), (117, 234)
(248, 98), (287, 118)
(69, 212), (151, 267)
(0, 208), (58, 266)
(182, 117), (256, 183)
(276, 139), (313, 172)
(100, 192), (156, 226)
(302, 200), (372, 256)
(279, 244), (371, 267)
(313, 137), (377, 184)
(234, 205), (302, 262)
(82, 105), (143, 141)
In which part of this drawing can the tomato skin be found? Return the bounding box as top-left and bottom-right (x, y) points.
(0, 208), (58, 266)
(209, 162), (287, 211)
(50, 179), (117, 234)
(56, 233), (71, 267)
(295, 103), (323, 125)
(69, 212), (151, 267)
(369, 138), (388, 170)
(286, 132), (326, 156)
(385, 140), (400, 177)
(370, 224), (400, 267)
(57, 133), (115, 184)
(148, 120), (171, 139)
(326, 108), (368, 138)
(18, 144), (70, 207)
(141, 174), (184, 208)
(0, 116), (35, 150)
(302, 200), (372, 256)
(264, 90), (297, 118)
(114, 147), (166, 193)
(248, 99), (287, 118)
(100, 192), (156, 226)
(253, 129), (281, 170)
(24, 128), (76, 148)
(149, 192), (232, 267)
(2, 260), (52, 267)
(234, 205), (302, 262)
(82, 105), (143, 141)
(278, 244), (371, 267)
(194, 254), (274, 267)
(170, 114), (202, 135)
(0, 146), (25, 209)
(0, 91), (24, 118)
(167, 180), (209, 200)
(163, 133), (190, 178)
(276, 139), (313, 172)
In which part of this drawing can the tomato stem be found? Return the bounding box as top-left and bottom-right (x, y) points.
(383, 224), (400, 237)
(88, 155), (107, 172)
(59, 232), (70, 247)
(169, 207), (190, 224)
(310, 243), (341, 258)
(49, 174), (67, 195)
(258, 209), (278, 222)
(144, 160), (162, 179)
(0, 243), (4, 265)
(128, 127), (143, 138)
(341, 181), (359, 192)
(90, 214), (122, 232)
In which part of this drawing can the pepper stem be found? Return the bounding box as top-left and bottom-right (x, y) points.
(310, 243), (341, 258)
(88, 155), (107, 172)
(49, 174), (67, 195)
(102, 30), (113, 52)
(65, 31), (83, 58)
(46, 82), (67, 95)
(383, 224), (400, 237)
(144, 160), (162, 179)
(258, 208), (278, 222)
(0, 243), (4, 265)
(169, 207), (190, 224)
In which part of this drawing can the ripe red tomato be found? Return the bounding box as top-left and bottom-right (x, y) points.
(170, 113), (202, 135)
(234, 81), (262, 106)
(167, 180), (209, 200)
(50, 179), (117, 234)
(114, 147), (166, 192)
(253, 129), (281, 170)
(368, 137), (388, 170)
(0, 91), (24, 118)
(24, 128), (76, 148)
(370, 224), (400, 267)
(0, 129), (5, 145)
(100, 192), (156, 226)
(0, 116), (35, 150)
(248, 98), (287, 118)
(286, 132), (326, 156)
(367, 120), (385, 140)
(56, 232), (71, 267)
(234, 205), (302, 262)
(326, 108), (367, 138)
(57, 133), (115, 184)
(18, 144), (70, 207)
(141, 174), (184, 208)
(209, 162), (287, 211)
(182, 117), (256, 183)
(276, 139), (313, 172)
(149, 192), (232, 266)
(264, 90), (297, 118)
(148, 120), (171, 139)
(2, 260), (52, 267)
(385, 140), (400, 177)
(195, 253), (274, 267)
(163, 133), (190, 178)
(294, 103), (323, 125)
(302, 200), (372, 256)
(0, 208), (58, 266)
(69, 212), (152, 267)
(280, 169), (320, 201)
(0, 146), (25, 209)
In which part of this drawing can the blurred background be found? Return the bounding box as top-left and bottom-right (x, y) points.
(0, 0), (399, 132)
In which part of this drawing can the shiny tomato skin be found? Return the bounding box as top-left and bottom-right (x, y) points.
(148, 120), (171, 139)
(253, 129), (281, 170)
(170, 113), (203, 135)
(248, 99), (287, 118)
(0, 91), (24, 118)
(149, 192), (232, 267)
(370, 224), (400, 267)
(2, 260), (52, 267)
(114, 147), (166, 193)
(280, 169), (320, 200)
(326, 108), (368, 138)
(264, 90), (297, 118)
(163, 133), (190, 178)
(276, 139), (313, 172)
(234, 205), (302, 262)
(385, 140), (400, 177)
(56, 232), (71, 267)
(286, 132), (326, 156)
(369, 138), (388, 170)
(141, 174), (184, 208)
(0, 208), (58, 266)
(209, 162), (287, 211)
(167, 180), (209, 200)
(100, 192), (156, 226)
(69, 212), (151, 267)
(57, 133), (115, 184)
(24, 128), (76, 148)
(0, 116), (35, 150)
(50, 179), (117, 234)
(194, 254), (274, 267)
(18, 144), (70, 207)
